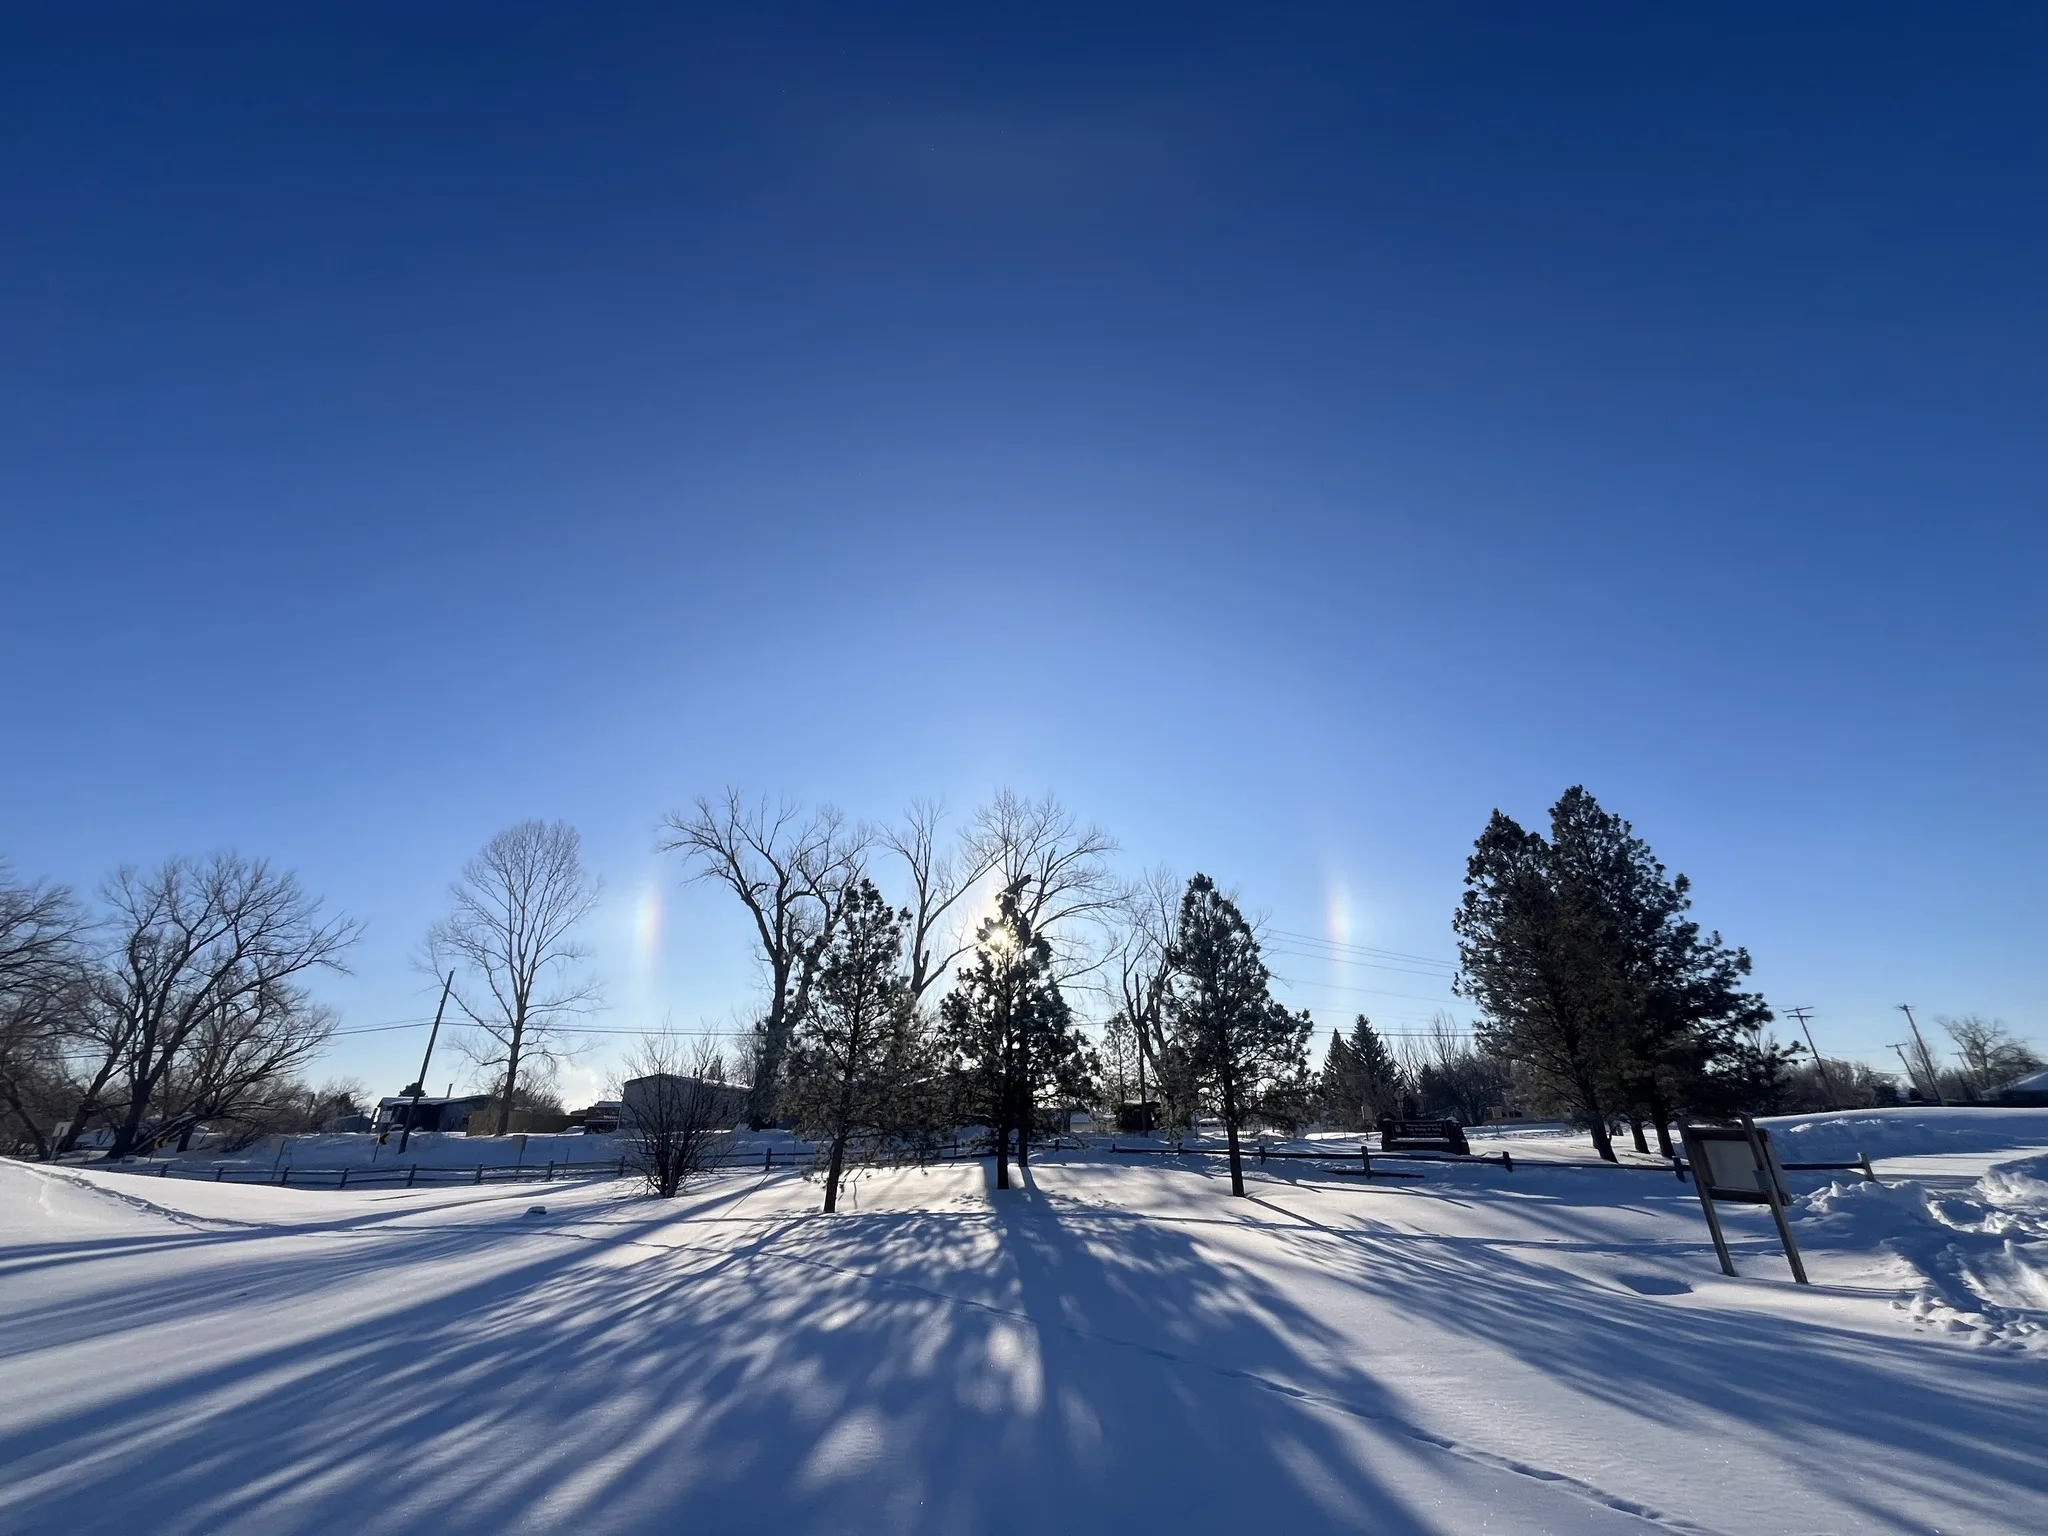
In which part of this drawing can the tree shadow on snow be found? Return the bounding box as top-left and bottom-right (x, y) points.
(3, 1164), (1541, 1536)
(1243, 1170), (2048, 1535)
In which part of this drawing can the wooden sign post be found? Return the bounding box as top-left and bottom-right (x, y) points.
(1679, 1116), (1809, 1285)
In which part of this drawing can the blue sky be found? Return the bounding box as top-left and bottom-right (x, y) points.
(4, 4), (2043, 1101)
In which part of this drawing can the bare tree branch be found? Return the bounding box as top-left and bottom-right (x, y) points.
(883, 799), (1001, 1003)
(968, 790), (1118, 980)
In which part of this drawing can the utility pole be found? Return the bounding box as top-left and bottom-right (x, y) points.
(1787, 1007), (1837, 1110)
(1898, 1005), (1946, 1106)
(398, 971), (456, 1155)
(1888, 1043), (1923, 1101)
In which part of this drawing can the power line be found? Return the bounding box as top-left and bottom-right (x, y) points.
(1261, 944), (1459, 983)
(1264, 972), (1463, 1007)
(326, 1019), (746, 1041)
(326, 1018), (442, 1038)
(1263, 929), (1459, 973)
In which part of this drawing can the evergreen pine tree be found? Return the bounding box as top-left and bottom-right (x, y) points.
(1319, 1030), (1361, 1128)
(1455, 802), (1626, 1160)
(938, 881), (1092, 1190)
(1345, 1014), (1408, 1126)
(785, 879), (920, 1213)
(1456, 787), (1776, 1162)
(1165, 874), (1312, 1197)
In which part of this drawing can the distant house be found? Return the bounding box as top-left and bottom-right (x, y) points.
(1992, 1068), (2048, 1108)
(373, 1095), (495, 1135)
(620, 1075), (746, 1131)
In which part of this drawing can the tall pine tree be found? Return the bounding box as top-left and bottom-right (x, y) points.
(1455, 801), (1627, 1160)
(1347, 1014), (1407, 1125)
(1455, 787), (1775, 1162)
(1318, 1016), (1407, 1129)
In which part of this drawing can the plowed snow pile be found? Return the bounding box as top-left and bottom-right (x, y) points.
(1797, 1152), (2048, 1352)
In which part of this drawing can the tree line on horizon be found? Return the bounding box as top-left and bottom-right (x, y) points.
(2, 786), (2038, 1178)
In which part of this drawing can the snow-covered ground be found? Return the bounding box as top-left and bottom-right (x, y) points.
(4, 1110), (2044, 1534)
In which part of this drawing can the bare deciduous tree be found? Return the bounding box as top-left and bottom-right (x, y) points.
(883, 799), (1000, 1004)
(1102, 866), (1189, 1126)
(1939, 1015), (2042, 1097)
(620, 1031), (737, 1197)
(428, 821), (601, 1138)
(969, 790), (1118, 978)
(0, 866), (91, 1158)
(658, 792), (868, 1127)
(76, 854), (357, 1161)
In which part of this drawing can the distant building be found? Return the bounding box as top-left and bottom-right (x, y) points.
(568, 1101), (623, 1134)
(1992, 1068), (2048, 1107)
(1117, 1101), (1161, 1134)
(373, 1094), (495, 1135)
(620, 1075), (745, 1131)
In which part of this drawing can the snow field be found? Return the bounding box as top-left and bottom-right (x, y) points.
(3, 1115), (2045, 1535)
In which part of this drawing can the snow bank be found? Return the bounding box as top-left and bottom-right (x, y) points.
(154, 1129), (629, 1172)
(129, 1126), (828, 1176)
(1, 1160), (252, 1237)
(1762, 1106), (2048, 1164)
(1796, 1151), (2048, 1353)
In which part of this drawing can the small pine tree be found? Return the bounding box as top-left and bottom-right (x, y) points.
(785, 879), (920, 1213)
(1319, 1030), (1362, 1128)
(1165, 874), (1311, 1197)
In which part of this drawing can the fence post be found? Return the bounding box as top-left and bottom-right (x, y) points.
(617, 1156), (625, 1178)
(279, 1168), (289, 1186)
(1858, 1151), (1875, 1183)
(545, 1162), (553, 1182)
(1503, 1151), (1514, 1174)
(339, 1168), (350, 1190)
(407, 1165), (417, 1188)
(765, 1147), (772, 1171)
(1361, 1146), (1371, 1178)
(215, 1166), (225, 1182)
(474, 1164), (484, 1185)
(160, 1163), (169, 1177)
